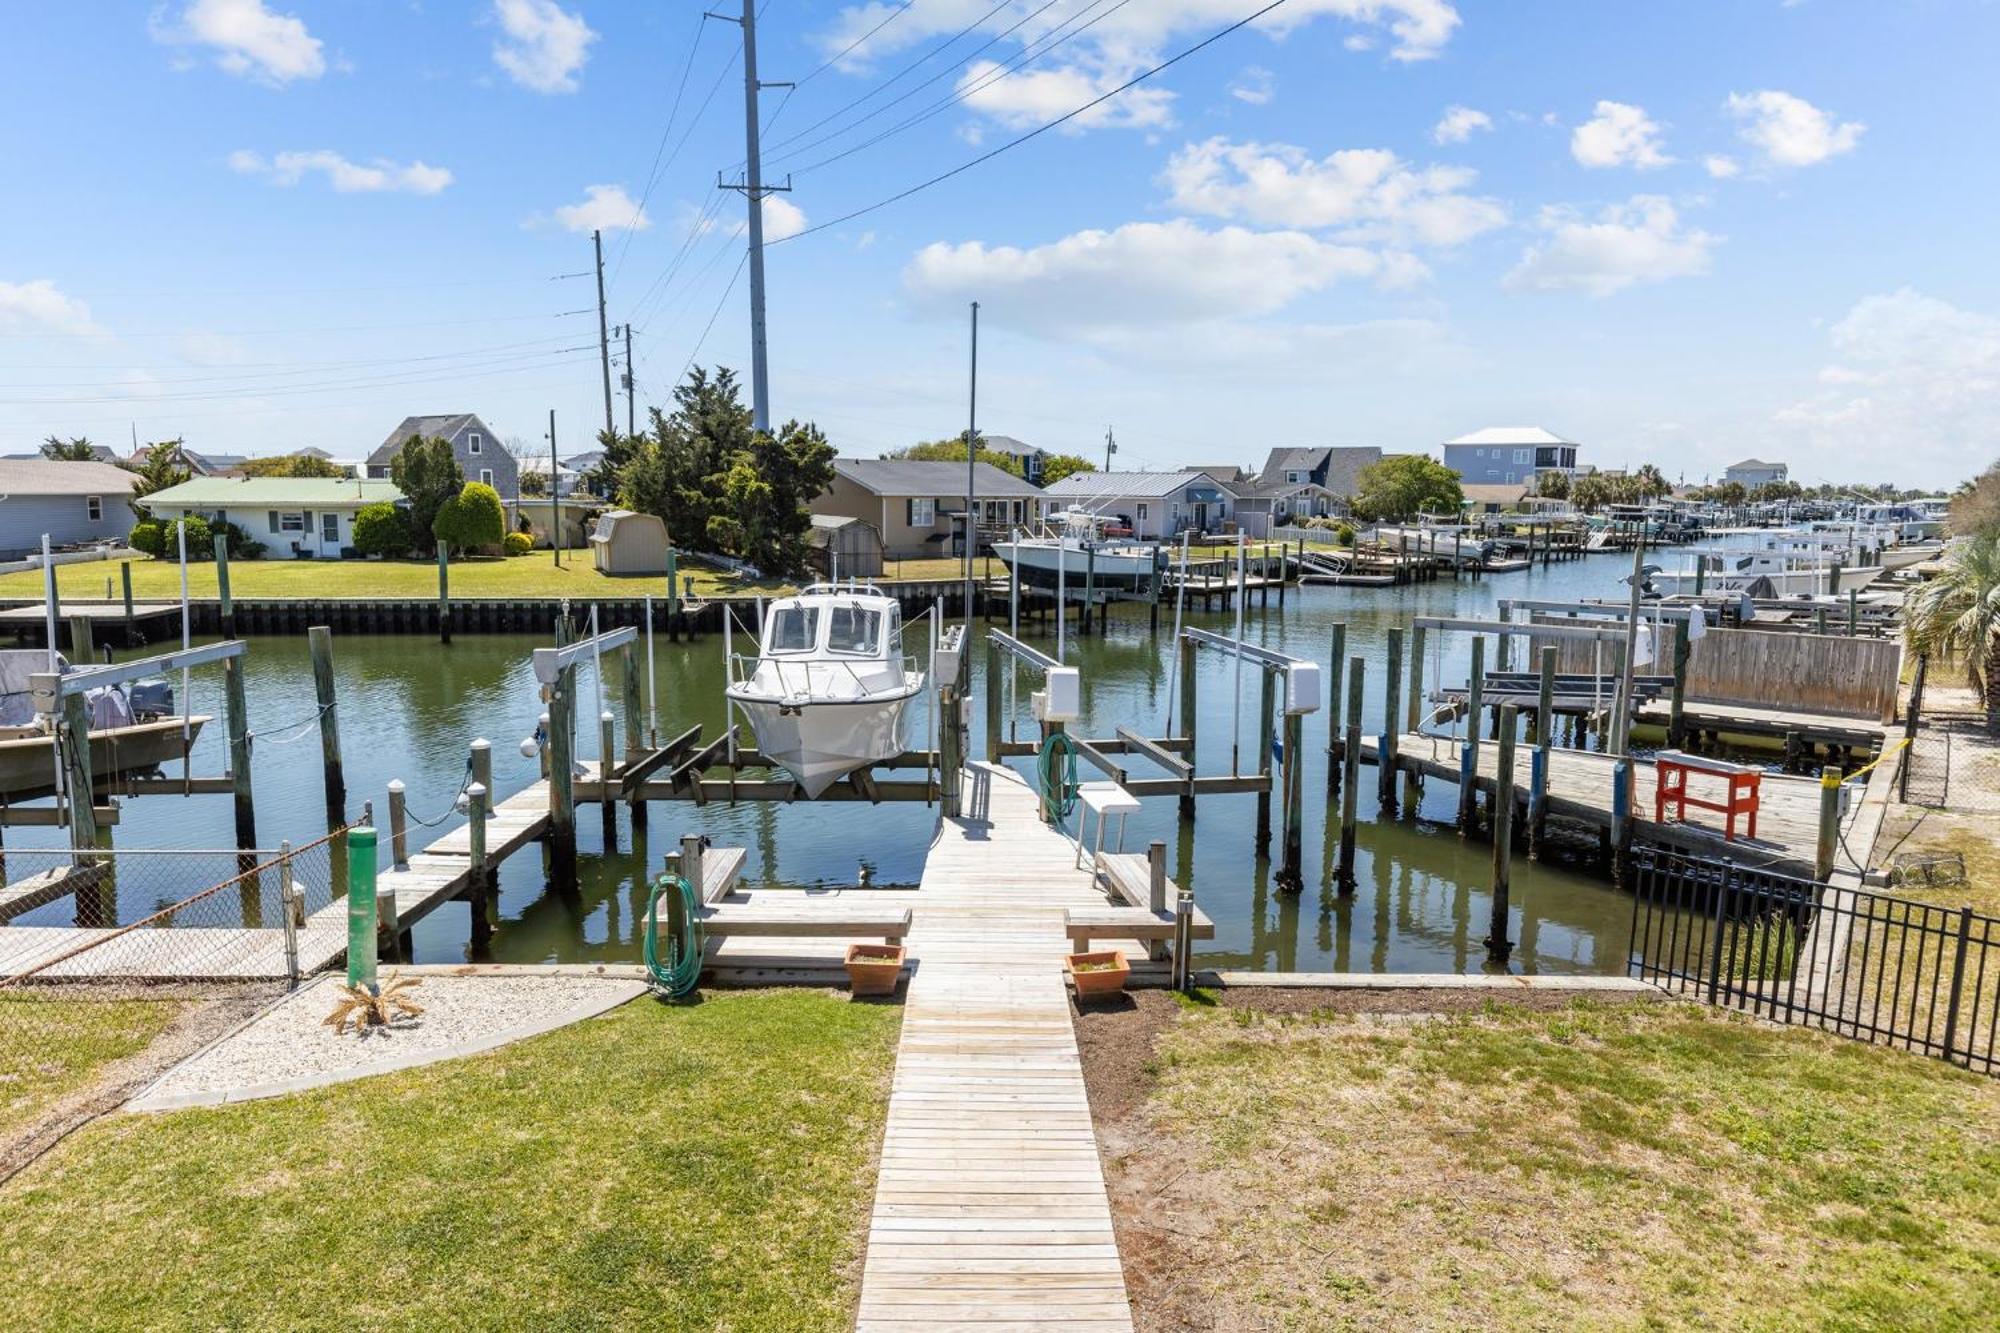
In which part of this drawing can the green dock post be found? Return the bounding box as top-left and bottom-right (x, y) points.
(346, 826), (379, 992)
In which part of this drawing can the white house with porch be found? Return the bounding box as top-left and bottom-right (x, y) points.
(143, 476), (403, 559)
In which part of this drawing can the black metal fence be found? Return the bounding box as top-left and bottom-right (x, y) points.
(1627, 845), (1998, 1076)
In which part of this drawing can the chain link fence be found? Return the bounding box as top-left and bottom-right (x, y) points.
(1, 833), (349, 1171)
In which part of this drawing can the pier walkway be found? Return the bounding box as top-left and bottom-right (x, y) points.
(856, 761), (1133, 1330)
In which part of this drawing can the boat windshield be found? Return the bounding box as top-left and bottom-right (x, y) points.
(827, 605), (882, 656)
(768, 606), (820, 654)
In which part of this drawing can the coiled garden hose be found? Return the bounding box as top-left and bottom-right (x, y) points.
(1038, 731), (1080, 827)
(642, 873), (703, 998)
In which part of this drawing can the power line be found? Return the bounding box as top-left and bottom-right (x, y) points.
(774, 0), (1292, 245)
(678, 251), (751, 386)
(794, 0), (917, 87)
(607, 11), (711, 291)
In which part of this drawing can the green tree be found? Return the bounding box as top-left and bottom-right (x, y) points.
(239, 454), (347, 479)
(1535, 469), (1571, 501)
(580, 428), (645, 498)
(40, 435), (97, 461)
(1950, 460), (2000, 538)
(1352, 454), (1463, 521)
(125, 439), (192, 518)
(889, 433), (1021, 477)
(1633, 462), (1672, 500)
(1039, 453), (1095, 486)
(433, 481), (506, 554)
(388, 436), (463, 555)
(736, 419), (835, 574)
(1904, 532), (2000, 729)
(619, 366), (754, 553)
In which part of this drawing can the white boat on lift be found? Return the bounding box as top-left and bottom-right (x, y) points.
(0, 649), (208, 801)
(724, 583), (926, 799)
(993, 508), (1161, 588)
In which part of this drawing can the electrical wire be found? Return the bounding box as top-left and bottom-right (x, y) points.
(608, 11), (714, 292)
(772, 0), (1292, 245)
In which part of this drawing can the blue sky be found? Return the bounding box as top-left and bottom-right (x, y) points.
(2, 1), (1996, 488)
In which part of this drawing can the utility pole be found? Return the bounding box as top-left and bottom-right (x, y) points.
(714, 0), (791, 435)
(547, 409), (561, 568)
(1103, 426), (1117, 472)
(964, 301), (978, 631)
(594, 230), (614, 438)
(621, 323), (635, 437)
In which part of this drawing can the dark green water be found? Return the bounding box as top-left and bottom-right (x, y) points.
(8, 552), (1662, 975)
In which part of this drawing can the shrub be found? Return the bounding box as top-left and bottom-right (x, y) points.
(1335, 521), (1357, 547)
(503, 531), (534, 557)
(352, 502), (412, 558)
(128, 521), (163, 557)
(214, 520), (264, 560)
(160, 515), (213, 559)
(433, 481), (506, 554)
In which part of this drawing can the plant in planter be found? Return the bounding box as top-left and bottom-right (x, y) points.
(1065, 949), (1129, 998)
(844, 943), (906, 996)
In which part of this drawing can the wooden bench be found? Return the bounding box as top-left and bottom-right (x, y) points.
(689, 902), (912, 945)
(1653, 748), (1761, 841)
(1064, 905), (1214, 949)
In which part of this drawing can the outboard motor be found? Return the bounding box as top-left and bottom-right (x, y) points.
(127, 676), (175, 721)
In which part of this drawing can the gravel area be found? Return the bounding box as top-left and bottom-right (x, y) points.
(126, 973), (646, 1111)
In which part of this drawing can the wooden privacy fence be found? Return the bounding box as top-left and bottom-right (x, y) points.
(1527, 620), (1900, 721)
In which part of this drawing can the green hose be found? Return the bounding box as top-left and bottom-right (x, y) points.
(1038, 731), (1080, 827)
(642, 873), (703, 998)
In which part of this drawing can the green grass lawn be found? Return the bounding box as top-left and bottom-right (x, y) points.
(0, 552), (1028, 603)
(0, 990), (899, 1331)
(1118, 999), (2000, 1330)
(0, 996), (185, 1145)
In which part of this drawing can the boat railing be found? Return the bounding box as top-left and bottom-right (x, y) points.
(727, 650), (922, 700)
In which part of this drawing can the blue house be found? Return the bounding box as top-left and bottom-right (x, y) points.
(1442, 427), (1579, 487)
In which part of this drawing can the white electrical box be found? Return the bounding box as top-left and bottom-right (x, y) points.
(1030, 689), (1049, 721)
(1043, 667), (1081, 722)
(1284, 661), (1322, 715)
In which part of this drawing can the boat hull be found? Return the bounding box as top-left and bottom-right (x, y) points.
(0, 716), (210, 801)
(996, 541), (1158, 588)
(727, 690), (918, 799)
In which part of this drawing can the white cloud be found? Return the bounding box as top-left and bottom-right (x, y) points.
(554, 184), (651, 233)
(902, 220), (1405, 337)
(1505, 196), (1716, 297)
(491, 0), (597, 94)
(1230, 66), (1276, 106)
(152, 0), (325, 85)
(1704, 154), (1740, 179)
(1570, 100), (1672, 169)
(761, 196), (808, 242)
(1726, 90), (1863, 167)
(228, 150), (453, 195)
(1161, 137), (1507, 247)
(1773, 290), (2000, 486)
(1432, 105), (1491, 144)
(955, 58), (1174, 131)
(0, 279), (104, 338)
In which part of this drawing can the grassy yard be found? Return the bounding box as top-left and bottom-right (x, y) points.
(0, 995), (185, 1145)
(0, 990), (899, 1331)
(1103, 998), (1999, 1330)
(0, 552), (1032, 603)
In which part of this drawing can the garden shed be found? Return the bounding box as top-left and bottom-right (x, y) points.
(589, 509), (670, 576)
(809, 514), (885, 578)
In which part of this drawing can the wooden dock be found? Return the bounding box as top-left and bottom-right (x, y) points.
(855, 762), (1136, 1330)
(1366, 733), (1871, 876)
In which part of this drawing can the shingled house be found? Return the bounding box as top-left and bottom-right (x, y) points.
(366, 414), (516, 494)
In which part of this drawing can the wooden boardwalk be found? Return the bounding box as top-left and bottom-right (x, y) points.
(856, 762), (1133, 1331)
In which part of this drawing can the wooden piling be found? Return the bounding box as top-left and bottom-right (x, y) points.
(223, 653), (255, 848)
(1485, 703), (1518, 966)
(387, 779), (409, 868)
(120, 562), (134, 639)
(1279, 707), (1304, 892)
(437, 547), (451, 645)
(59, 692), (97, 855)
(1815, 765), (1842, 882)
(1380, 627), (1402, 808)
(215, 536), (235, 639)
(1255, 668), (1275, 854)
(68, 613), (92, 663)
(1403, 624), (1425, 809)
(1459, 636), (1484, 833)
(1531, 645), (1555, 857)
(619, 644), (646, 829)
(547, 662), (577, 888)
(1147, 840), (1169, 961)
(309, 626), (345, 832)
(1338, 656), (1364, 891)
(1323, 622), (1347, 795)
(1609, 759), (1632, 886)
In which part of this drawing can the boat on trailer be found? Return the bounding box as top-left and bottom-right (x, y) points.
(724, 583), (926, 799)
(993, 508), (1162, 589)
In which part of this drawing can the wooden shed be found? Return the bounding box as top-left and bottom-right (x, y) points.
(589, 509), (670, 576)
(809, 514), (884, 579)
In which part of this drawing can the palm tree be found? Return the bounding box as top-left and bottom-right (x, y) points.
(1904, 533), (2000, 729)
(1634, 462), (1671, 500)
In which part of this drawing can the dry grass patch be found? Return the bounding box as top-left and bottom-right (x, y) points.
(1105, 999), (2000, 1331)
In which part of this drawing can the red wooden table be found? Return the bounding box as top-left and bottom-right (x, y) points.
(1653, 749), (1761, 841)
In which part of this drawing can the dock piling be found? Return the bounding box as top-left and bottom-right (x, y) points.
(1148, 840), (1169, 961)
(387, 779), (408, 868)
(223, 652), (256, 848)
(215, 536), (235, 639)
(1459, 637), (1484, 833)
(346, 826), (378, 993)
(1403, 624), (1425, 810)
(1815, 765), (1841, 882)
(547, 660), (577, 889)
(1380, 628), (1402, 810)
(309, 626), (345, 832)
(1255, 669), (1275, 854)
(1337, 657), (1364, 891)
(1324, 623), (1346, 794)
(1609, 759), (1632, 886)
(59, 692), (97, 855)
(437, 548), (451, 644)
(1177, 635), (1198, 822)
(1530, 645), (1555, 857)
(1484, 703), (1518, 966)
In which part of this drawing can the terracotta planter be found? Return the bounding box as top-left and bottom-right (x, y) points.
(844, 943), (906, 996)
(1065, 949), (1130, 998)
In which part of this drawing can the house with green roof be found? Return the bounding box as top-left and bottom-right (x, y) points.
(143, 476), (403, 559)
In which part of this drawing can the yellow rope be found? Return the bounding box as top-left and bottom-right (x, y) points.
(1841, 736), (1910, 785)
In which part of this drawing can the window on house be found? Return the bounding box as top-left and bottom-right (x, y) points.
(1135, 503), (1149, 522)
(86, 496), (102, 521)
(908, 498), (936, 527)
(468, 432), (482, 455)
(279, 512), (306, 532)
(1514, 449), (1532, 464)
(480, 468), (494, 487)
(1287, 470), (1304, 484)
(1473, 448), (1485, 458)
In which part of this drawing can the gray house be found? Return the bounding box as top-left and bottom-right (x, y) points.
(0, 460), (138, 558)
(367, 414), (517, 494)
(1257, 446), (1381, 500)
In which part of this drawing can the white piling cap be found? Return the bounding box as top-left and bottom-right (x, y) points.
(600, 711), (615, 723)
(387, 779), (405, 793)
(470, 737), (490, 751)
